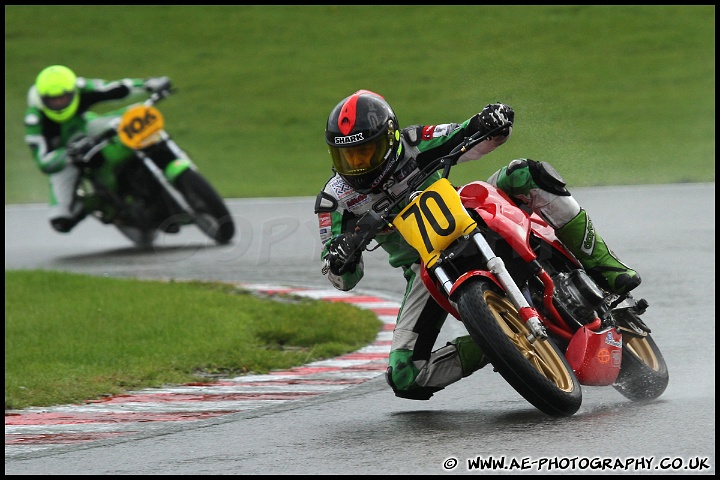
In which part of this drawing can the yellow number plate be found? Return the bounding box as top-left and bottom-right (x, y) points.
(117, 105), (165, 149)
(393, 178), (477, 268)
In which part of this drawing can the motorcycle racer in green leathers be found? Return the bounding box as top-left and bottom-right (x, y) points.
(24, 64), (171, 233)
(315, 89), (640, 400)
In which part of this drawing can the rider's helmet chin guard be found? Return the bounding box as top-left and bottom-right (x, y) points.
(325, 90), (402, 194)
(35, 65), (80, 124)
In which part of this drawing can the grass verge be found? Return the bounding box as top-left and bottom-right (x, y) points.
(5, 269), (382, 411)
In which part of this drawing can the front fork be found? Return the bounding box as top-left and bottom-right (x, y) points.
(136, 149), (195, 216)
(434, 232), (549, 343)
(136, 133), (198, 218)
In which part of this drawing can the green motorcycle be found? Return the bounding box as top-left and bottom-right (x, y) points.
(70, 89), (235, 247)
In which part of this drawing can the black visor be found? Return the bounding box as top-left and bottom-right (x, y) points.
(41, 91), (75, 111)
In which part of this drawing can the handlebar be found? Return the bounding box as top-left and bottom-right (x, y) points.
(71, 88), (176, 160)
(145, 87), (175, 107)
(362, 122), (510, 235)
(330, 122), (512, 274)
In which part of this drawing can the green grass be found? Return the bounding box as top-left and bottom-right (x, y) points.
(4, 5), (715, 205)
(5, 270), (382, 410)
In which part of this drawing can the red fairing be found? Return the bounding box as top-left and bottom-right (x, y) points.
(458, 181), (537, 262)
(458, 181), (578, 266)
(529, 214), (578, 266)
(565, 327), (622, 386)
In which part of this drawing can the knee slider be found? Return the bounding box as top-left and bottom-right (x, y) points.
(450, 336), (489, 376)
(527, 159), (570, 196)
(386, 352), (419, 392)
(505, 158), (528, 175)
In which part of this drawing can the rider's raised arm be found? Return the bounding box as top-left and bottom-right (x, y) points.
(77, 75), (170, 109)
(458, 104), (514, 163)
(412, 103), (514, 169)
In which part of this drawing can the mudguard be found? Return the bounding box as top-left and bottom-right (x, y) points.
(420, 268), (503, 321)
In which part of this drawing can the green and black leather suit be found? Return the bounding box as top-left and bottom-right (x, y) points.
(315, 112), (639, 401)
(24, 76), (155, 232)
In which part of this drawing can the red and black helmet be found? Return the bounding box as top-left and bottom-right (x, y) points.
(325, 90), (402, 194)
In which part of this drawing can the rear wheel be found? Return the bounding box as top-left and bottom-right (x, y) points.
(613, 326), (669, 400)
(174, 169), (235, 244)
(456, 278), (582, 417)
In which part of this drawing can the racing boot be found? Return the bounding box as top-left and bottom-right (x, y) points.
(555, 209), (641, 295)
(50, 198), (88, 233)
(50, 214), (84, 233)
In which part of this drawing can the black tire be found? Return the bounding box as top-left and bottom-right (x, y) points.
(174, 169), (235, 244)
(613, 330), (669, 401)
(456, 278), (582, 417)
(115, 225), (156, 249)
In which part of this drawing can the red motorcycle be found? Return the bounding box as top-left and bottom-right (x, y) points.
(347, 127), (669, 417)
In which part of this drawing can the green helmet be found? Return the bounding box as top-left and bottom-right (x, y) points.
(35, 65), (80, 123)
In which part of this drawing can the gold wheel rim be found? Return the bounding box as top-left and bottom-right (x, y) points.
(484, 291), (576, 392)
(624, 335), (660, 371)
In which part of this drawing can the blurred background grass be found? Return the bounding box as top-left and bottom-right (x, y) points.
(5, 5), (715, 205)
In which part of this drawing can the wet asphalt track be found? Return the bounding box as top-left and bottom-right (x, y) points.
(4, 183), (716, 474)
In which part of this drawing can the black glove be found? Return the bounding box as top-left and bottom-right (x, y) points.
(144, 76), (171, 94)
(325, 233), (363, 275)
(66, 135), (103, 169)
(478, 103), (514, 137)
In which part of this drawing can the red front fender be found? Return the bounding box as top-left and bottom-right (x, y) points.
(420, 267), (503, 320)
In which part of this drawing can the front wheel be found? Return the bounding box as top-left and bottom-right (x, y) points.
(455, 278), (582, 417)
(115, 224), (157, 249)
(174, 169), (235, 244)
